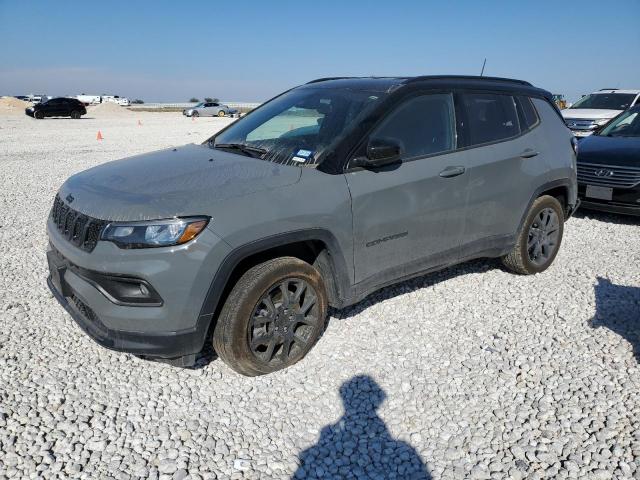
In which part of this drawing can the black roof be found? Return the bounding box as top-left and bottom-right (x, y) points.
(302, 75), (548, 98)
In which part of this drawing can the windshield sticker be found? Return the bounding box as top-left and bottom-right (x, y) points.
(291, 156), (307, 163)
(296, 149), (313, 158)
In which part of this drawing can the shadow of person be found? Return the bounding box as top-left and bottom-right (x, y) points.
(590, 277), (640, 362)
(293, 375), (431, 479)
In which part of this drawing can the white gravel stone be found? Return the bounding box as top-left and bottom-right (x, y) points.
(0, 112), (639, 478)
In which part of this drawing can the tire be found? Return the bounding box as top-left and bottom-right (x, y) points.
(217, 110), (226, 117)
(213, 257), (328, 376)
(70, 110), (80, 119)
(191, 111), (199, 117)
(34, 111), (44, 119)
(502, 195), (565, 275)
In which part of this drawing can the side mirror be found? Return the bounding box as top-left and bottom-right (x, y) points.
(352, 138), (403, 169)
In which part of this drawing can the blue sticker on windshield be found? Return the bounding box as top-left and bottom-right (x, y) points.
(296, 149), (313, 158)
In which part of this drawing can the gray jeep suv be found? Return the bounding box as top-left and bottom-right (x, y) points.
(47, 76), (578, 376)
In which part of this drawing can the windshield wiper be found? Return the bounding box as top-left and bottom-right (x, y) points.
(213, 142), (268, 158)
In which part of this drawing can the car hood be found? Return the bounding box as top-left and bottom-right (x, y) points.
(562, 109), (621, 120)
(60, 143), (302, 221)
(577, 135), (640, 167)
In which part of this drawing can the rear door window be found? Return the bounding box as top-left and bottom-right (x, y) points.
(370, 93), (456, 159)
(460, 93), (520, 146)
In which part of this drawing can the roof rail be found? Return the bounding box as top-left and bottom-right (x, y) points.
(306, 77), (354, 84)
(405, 75), (532, 86)
(599, 88), (618, 91)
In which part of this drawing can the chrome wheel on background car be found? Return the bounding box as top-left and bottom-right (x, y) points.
(218, 110), (225, 117)
(527, 208), (560, 266)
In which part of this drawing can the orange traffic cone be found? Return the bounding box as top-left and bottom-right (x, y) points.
(96, 130), (103, 140)
(137, 120), (142, 126)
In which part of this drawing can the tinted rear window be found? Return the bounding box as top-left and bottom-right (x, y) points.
(461, 93), (520, 146)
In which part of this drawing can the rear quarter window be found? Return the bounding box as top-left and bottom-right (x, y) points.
(515, 96), (539, 131)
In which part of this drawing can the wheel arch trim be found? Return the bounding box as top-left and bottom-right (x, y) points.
(517, 178), (575, 235)
(198, 229), (352, 320)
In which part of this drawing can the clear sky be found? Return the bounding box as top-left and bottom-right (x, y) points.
(1, 0), (639, 103)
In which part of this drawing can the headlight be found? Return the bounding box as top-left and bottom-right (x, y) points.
(101, 217), (209, 249)
(594, 118), (610, 126)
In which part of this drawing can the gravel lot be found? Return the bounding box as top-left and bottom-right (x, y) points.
(1, 111), (639, 480)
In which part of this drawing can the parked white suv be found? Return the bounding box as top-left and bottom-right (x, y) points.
(562, 89), (640, 137)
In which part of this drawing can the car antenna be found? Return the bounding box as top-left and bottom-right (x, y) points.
(480, 58), (487, 77)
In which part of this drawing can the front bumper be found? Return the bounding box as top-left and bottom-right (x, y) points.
(46, 217), (232, 363)
(47, 276), (206, 365)
(578, 184), (640, 216)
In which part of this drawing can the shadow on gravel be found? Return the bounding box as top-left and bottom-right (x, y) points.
(590, 277), (640, 362)
(574, 209), (640, 226)
(292, 375), (431, 479)
(333, 258), (498, 320)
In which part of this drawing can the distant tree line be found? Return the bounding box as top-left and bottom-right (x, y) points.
(189, 97), (220, 103)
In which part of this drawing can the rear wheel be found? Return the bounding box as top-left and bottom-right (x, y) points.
(502, 195), (564, 275)
(70, 110), (81, 119)
(213, 257), (327, 376)
(217, 110), (226, 117)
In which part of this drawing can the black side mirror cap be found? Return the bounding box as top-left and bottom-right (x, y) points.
(352, 138), (403, 169)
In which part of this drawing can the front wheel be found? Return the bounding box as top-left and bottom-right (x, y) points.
(213, 257), (328, 376)
(502, 195), (565, 275)
(191, 111), (199, 117)
(34, 111), (44, 119)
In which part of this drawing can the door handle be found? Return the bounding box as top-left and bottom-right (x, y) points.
(520, 149), (539, 158)
(439, 166), (466, 178)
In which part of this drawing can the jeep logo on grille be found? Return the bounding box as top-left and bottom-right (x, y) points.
(66, 194), (75, 203)
(594, 169), (614, 177)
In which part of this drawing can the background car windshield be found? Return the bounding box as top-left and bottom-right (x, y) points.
(212, 88), (385, 167)
(599, 109), (640, 137)
(570, 93), (636, 110)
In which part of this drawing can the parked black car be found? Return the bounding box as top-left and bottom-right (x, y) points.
(577, 105), (640, 215)
(25, 97), (87, 119)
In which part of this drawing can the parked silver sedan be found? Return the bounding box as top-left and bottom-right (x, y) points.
(182, 102), (237, 117)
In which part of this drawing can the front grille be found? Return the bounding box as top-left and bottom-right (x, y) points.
(71, 294), (98, 323)
(577, 163), (640, 189)
(565, 119), (596, 130)
(70, 294), (110, 338)
(50, 194), (107, 252)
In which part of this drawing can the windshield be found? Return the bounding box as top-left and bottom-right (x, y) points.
(209, 87), (385, 167)
(598, 109), (640, 137)
(194, 102), (204, 108)
(570, 93), (636, 110)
